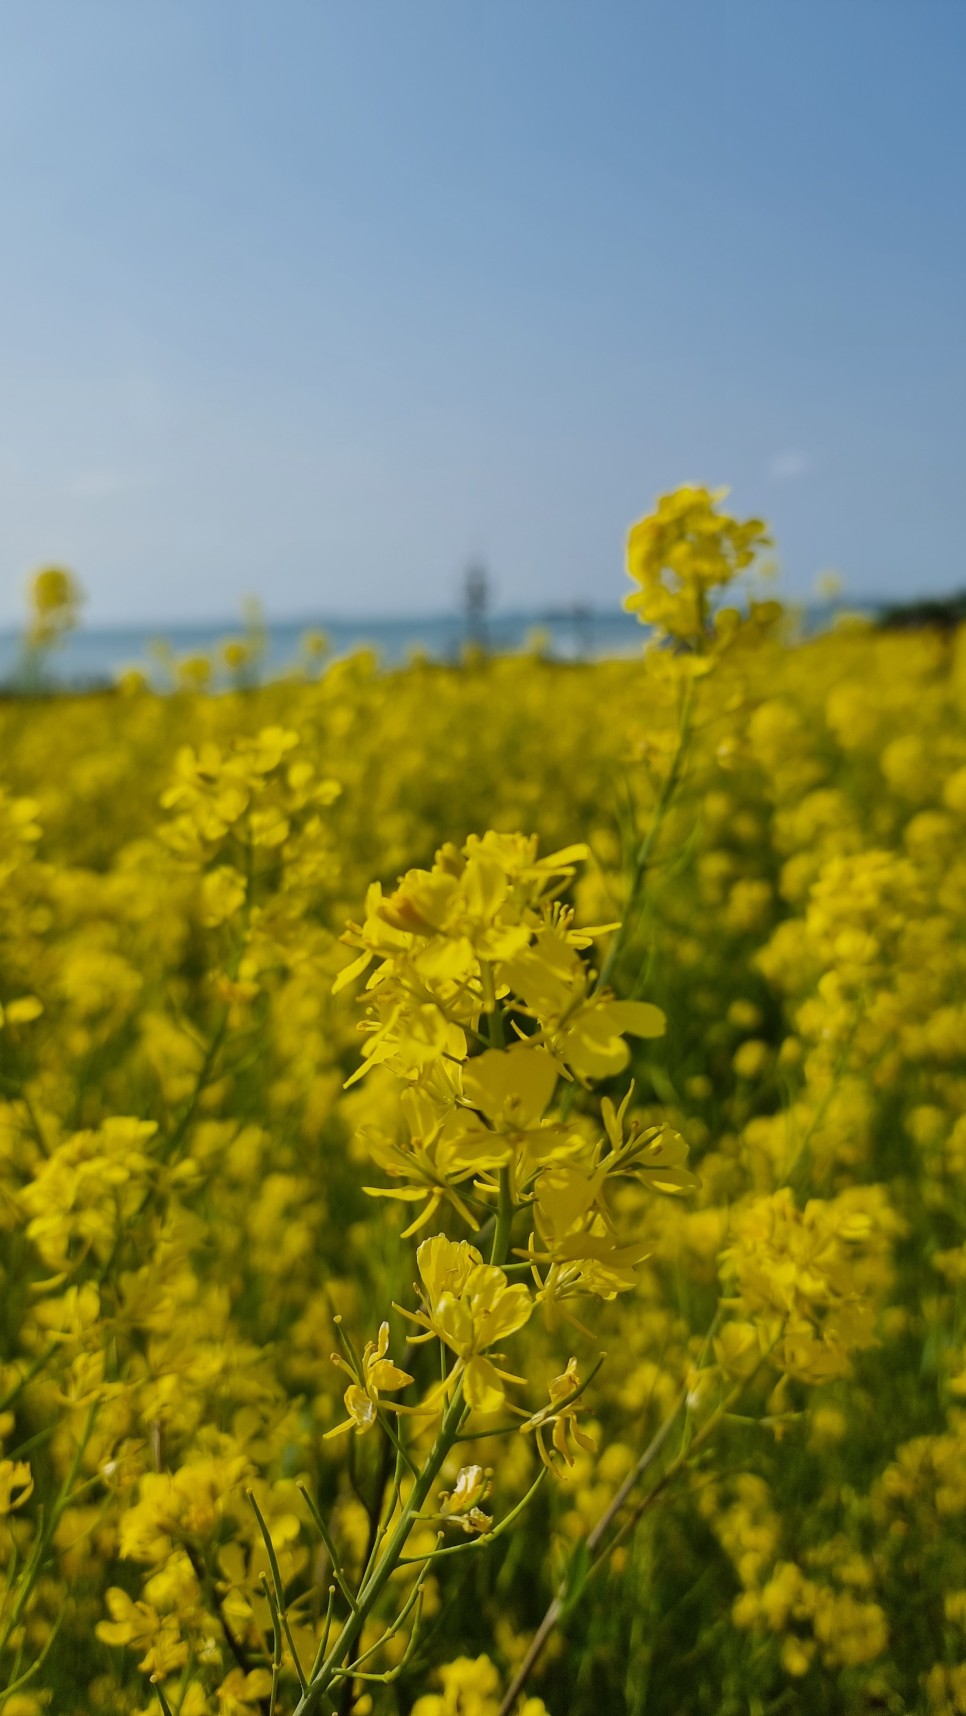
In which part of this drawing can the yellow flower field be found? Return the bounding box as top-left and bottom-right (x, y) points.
(2, 489), (966, 1715)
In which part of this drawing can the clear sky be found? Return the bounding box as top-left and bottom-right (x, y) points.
(0, 0), (964, 625)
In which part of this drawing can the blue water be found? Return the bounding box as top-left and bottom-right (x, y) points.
(0, 608), (646, 689)
(0, 600), (880, 692)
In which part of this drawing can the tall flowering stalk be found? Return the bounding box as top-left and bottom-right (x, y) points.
(15, 566), (84, 691)
(248, 490), (795, 1712)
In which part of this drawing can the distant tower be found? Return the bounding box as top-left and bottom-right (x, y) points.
(463, 561), (490, 653)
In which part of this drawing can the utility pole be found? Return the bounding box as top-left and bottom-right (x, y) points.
(463, 561), (490, 653)
(572, 602), (593, 660)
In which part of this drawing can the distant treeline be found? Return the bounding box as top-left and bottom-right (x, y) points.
(878, 591), (966, 631)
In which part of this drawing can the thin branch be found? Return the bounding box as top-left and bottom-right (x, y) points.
(495, 1388), (687, 1716)
(297, 1484), (361, 1616)
(398, 1467), (547, 1567)
(249, 1490), (308, 1693)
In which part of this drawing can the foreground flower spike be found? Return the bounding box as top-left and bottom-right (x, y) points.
(335, 832), (688, 1272)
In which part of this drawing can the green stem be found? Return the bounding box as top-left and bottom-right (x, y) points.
(160, 835), (255, 1162)
(0, 1402), (96, 1658)
(297, 1486), (360, 1616)
(489, 1166), (514, 1267)
(480, 963), (505, 1049)
(557, 674), (696, 1126)
(0, 1042), (50, 1158)
(596, 673), (695, 998)
(0, 1344), (59, 1414)
(159, 1008), (230, 1160)
(292, 1384), (467, 1714)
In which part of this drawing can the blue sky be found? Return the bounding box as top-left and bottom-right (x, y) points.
(0, 0), (964, 624)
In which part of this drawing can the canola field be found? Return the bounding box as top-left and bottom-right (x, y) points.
(2, 489), (966, 1716)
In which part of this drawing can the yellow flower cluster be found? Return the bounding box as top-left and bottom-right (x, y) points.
(24, 566), (84, 650)
(624, 483), (771, 645)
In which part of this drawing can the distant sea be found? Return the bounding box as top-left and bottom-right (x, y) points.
(0, 601), (874, 691)
(0, 608), (647, 689)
